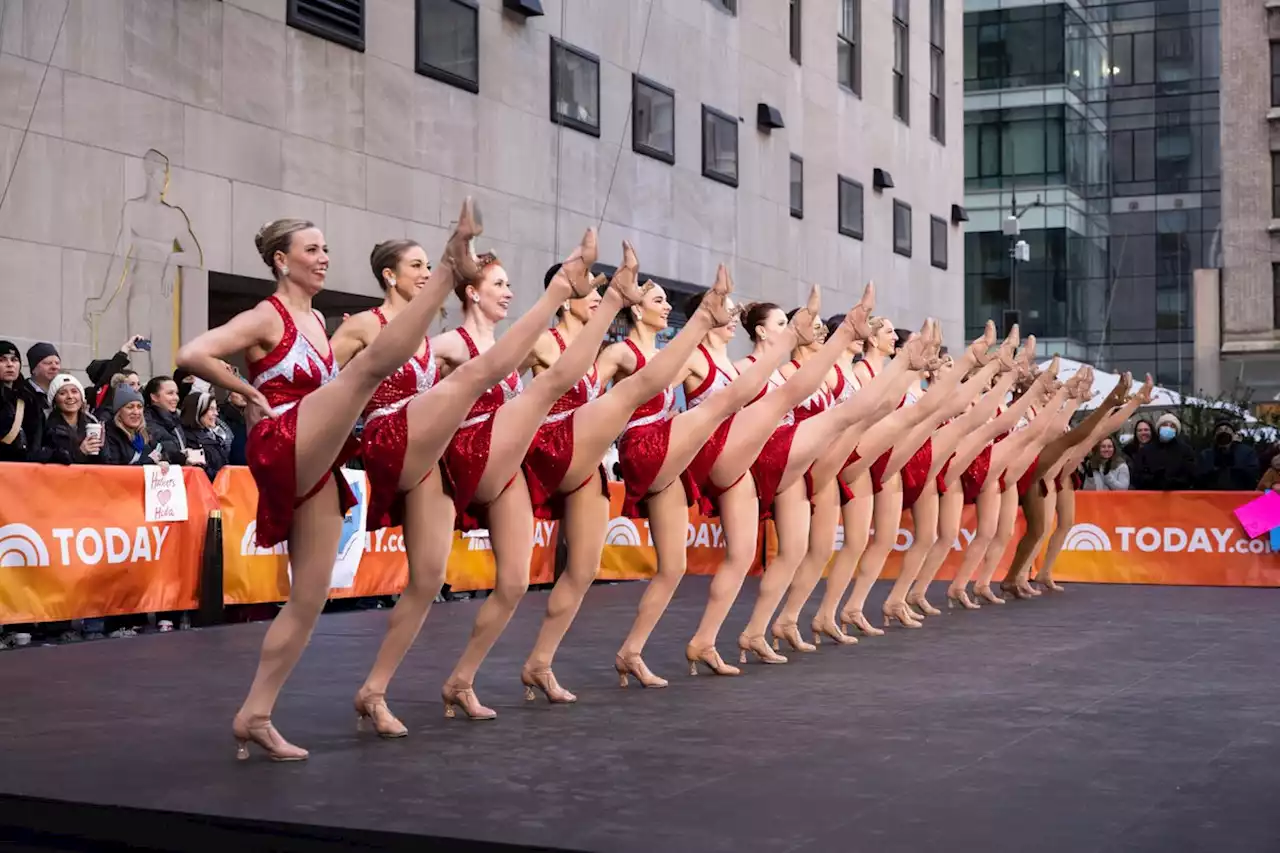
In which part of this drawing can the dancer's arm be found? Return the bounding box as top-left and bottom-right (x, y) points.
(330, 310), (381, 368)
(594, 340), (640, 386)
(176, 304), (276, 418)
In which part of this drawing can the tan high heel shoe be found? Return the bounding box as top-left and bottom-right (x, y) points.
(771, 622), (817, 653)
(353, 688), (408, 738)
(232, 713), (308, 762)
(1037, 575), (1066, 593)
(946, 590), (981, 610)
(810, 618), (858, 646)
(441, 680), (497, 720)
(883, 603), (923, 629)
(614, 653), (668, 689)
(609, 241), (647, 305)
(685, 645), (741, 676)
(521, 667), (577, 704)
(975, 583), (1007, 604)
(907, 594), (942, 616)
(439, 197), (485, 283)
(840, 609), (886, 637)
(738, 633), (788, 664)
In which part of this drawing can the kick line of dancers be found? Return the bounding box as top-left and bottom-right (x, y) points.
(177, 199), (1154, 761)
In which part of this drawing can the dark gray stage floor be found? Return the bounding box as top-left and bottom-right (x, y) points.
(1, 578), (1278, 853)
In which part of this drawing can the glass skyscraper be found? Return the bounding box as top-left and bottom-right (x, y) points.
(963, 0), (1220, 392)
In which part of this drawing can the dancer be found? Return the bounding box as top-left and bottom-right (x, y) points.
(607, 274), (818, 685)
(1006, 375), (1153, 596)
(682, 286), (891, 671)
(733, 304), (936, 662)
(335, 228), (602, 735)
(518, 256), (747, 703)
(175, 200), (484, 760)
(431, 238), (657, 721)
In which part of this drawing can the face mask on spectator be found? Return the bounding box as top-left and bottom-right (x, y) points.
(1158, 426), (1176, 442)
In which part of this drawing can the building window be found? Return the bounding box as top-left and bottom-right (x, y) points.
(929, 0), (944, 142)
(415, 0), (478, 92)
(1273, 42), (1280, 107)
(963, 6), (1066, 93)
(893, 0), (909, 123)
(708, 0), (736, 15)
(789, 0), (802, 64)
(963, 106), (1067, 192)
(930, 216), (947, 269)
(702, 105), (738, 187)
(633, 76), (675, 164)
(894, 201), (912, 257)
(790, 155), (804, 219)
(287, 0), (365, 52)
(1274, 264), (1280, 330)
(1274, 152), (1280, 218)
(838, 176), (863, 240)
(838, 0), (860, 95)
(550, 39), (600, 137)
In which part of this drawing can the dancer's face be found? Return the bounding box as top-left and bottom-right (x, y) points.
(847, 338), (865, 358)
(1098, 437), (1115, 460)
(392, 245), (431, 301)
(469, 263), (513, 321)
(709, 308), (737, 346)
(871, 319), (896, 354)
(566, 286), (603, 324)
(279, 228), (329, 294)
(633, 284), (670, 331)
(809, 315), (827, 347)
(753, 308), (787, 344)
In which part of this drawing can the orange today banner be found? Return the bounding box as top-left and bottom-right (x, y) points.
(0, 463), (218, 623)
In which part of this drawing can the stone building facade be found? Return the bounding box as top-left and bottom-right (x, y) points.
(0, 0), (965, 378)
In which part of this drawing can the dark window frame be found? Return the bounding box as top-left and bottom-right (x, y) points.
(930, 215), (948, 269)
(632, 74), (676, 164)
(287, 0), (366, 52)
(789, 0), (802, 64)
(1274, 152), (1280, 219)
(414, 0), (479, 93)
(790, 154), (804, 219)
(549, 38), (602, 138)
(708, 0), (737, 15)
(1273, 263), (1280, 330)
(838, 176), (864, 240)
(701, 104), (739, 188)
(929, 0), (944, 143)
(838, 0), (860, 96)
(893, 199), (913, 257)
(1273, 42), (1280, 108)
(893, 0), (909, 124)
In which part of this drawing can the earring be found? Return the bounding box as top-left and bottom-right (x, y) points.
(281, 264), (290, 277)
(388, 275), (397, 288)
(472, 294), (480, 304)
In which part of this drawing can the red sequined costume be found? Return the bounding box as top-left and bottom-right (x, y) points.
(246, 295), (357, 548)
(440, 327), (522, 530)
(616, 340), (677, 518)
(681, 345), (740, 516)
(359, 308), (437, 530)
(523, 329), (608, 520)
(829, 363), (858, 505)
(744, 355), (798, 520)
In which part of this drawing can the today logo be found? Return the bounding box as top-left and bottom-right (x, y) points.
(1062, 523), (1270, 555)
(0, 522), (171, 567)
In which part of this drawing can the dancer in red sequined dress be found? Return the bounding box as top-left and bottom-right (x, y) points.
(175, 201), (484, 760)
(430, 237), (648, 720)
(678, 287), (891, 675)
(329, 231), (599, 737)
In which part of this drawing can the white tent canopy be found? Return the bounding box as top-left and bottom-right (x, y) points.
(1036, 358), (1256, 422)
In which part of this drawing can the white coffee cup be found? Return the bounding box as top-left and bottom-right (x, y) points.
(85, 422), (103, 454)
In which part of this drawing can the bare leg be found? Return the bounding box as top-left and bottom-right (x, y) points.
(773, 479), (845, 648)
(999, 486), (1049, 597)
(947, 482), (1001, 602)
(355, 473), (455, 734)
(911, 487), (966, 608)
(820, 472), (873, 631)
(615, 481), (690, 687)
(1036, 485), (1074, 591)
(443, 474), (535, 719)
(687, 475), (760, 657)
(233, 480), (343, 760)
(738, 482), (810, 664)
(842, 475), (905, 630)
(521, 483), (611, 701)
(886, 482), (939, 616)
(973, 487), (1020, 600)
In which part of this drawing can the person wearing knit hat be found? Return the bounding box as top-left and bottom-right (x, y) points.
(46, 373), (85, 406)
(0, 339), (43, 462)
(1131, 410), (1196, 490)
(41, 373), (101, 464)
(1196, 417), (1260, 491)
(25, 342), (60, 404)
(99, 384), (163, 466)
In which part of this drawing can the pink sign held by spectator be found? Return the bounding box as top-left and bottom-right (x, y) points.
(1233, 490), (1280, 540)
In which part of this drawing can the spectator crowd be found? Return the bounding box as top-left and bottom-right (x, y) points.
(1082, 411), (1279, 493)
(0, 335), (247, 480)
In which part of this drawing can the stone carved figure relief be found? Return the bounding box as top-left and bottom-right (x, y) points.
(84, 149), (202, 378)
